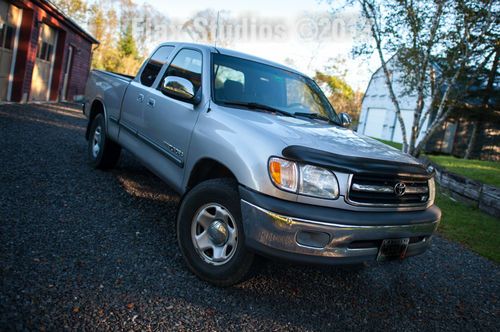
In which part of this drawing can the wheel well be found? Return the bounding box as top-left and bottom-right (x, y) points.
(85, 100), (105, 140)
(187, 159), (237, 190)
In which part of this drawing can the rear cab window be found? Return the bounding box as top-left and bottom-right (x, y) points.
(140, 45), (175, 87)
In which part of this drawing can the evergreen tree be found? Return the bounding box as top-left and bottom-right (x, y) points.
(118, 23), (139, 59)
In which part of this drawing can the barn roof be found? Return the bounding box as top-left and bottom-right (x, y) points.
(38, 0), (99, 44)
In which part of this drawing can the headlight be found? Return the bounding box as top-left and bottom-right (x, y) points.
(428, 177), (436, 204)
(268, 157), (339, 199)
(299, 164), (339, 199)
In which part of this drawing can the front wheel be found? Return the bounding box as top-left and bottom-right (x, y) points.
(177, 179), (254, 286)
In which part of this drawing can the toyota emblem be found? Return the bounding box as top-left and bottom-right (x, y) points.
(394, 182), (406, 196)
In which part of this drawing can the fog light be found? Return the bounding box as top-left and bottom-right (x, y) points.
(296, 231), (330, 248)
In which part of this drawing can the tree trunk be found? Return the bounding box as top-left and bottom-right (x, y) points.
(412, 66), (464, 157)
(464, 121), (479, 159)
(464, 49), (498, 160)
(359, 1), (409, 152)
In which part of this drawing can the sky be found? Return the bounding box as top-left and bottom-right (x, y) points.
(133, 0), (380, 91)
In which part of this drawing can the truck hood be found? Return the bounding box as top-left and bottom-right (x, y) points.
(248, 113), (420, 166)
(281, 117), (420, 164)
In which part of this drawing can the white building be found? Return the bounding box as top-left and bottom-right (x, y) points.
(357, 57), (438, 145)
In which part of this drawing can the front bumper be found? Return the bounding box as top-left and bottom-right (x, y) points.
(240, 187), (441, 265)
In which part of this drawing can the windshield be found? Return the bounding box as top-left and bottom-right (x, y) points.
(212, 53), (340, 124)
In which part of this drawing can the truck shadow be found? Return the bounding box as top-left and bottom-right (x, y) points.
(109, 151), (432, 330)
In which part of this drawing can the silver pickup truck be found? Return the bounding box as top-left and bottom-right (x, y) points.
(84, 42), (441, 286)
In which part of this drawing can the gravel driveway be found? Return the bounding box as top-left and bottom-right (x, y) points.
(0, 103), (498, 331)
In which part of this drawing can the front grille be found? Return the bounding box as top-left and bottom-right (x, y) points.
(347, 174), (430, 207)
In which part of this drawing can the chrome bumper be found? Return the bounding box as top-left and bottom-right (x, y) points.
(241, 200), (439, 264)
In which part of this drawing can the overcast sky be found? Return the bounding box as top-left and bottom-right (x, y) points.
(134, 0), (379, 91)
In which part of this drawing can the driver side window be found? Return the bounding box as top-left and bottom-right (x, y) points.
(159, 49), (202, 94)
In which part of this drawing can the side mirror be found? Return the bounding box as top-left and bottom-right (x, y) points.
(160, 76), (201, 105)
(339, 112), (352, 128)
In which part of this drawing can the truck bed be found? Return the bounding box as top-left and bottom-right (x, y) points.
(84, 69), (135, 141)
(93, 70), (135, 81)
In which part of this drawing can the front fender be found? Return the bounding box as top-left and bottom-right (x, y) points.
(182, 109), (299, 202)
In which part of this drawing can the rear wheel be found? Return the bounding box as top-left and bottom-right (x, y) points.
(87, 114), (121, 169)
(177, 179), (254, 286)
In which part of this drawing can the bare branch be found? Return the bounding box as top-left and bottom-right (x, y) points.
(409, 1), (444, 154)
(359, 0), (410, 152)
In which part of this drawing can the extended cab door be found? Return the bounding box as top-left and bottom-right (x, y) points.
(119, 45), (175, 136)
(142, 48), (204, 170)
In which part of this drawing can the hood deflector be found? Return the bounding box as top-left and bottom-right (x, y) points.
(282, 145), (433, 180)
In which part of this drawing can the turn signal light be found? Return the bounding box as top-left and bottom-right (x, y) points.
(268, 157), (298, 192)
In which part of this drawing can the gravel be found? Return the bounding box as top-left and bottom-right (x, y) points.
(0, 103), (498, 331)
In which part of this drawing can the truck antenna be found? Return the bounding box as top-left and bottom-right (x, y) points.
(214, 11), (220, 52)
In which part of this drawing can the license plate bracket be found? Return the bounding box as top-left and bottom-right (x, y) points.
(377, 238), (410, 261)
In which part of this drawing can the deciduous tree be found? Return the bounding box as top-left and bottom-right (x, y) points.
(328, 0), (498, 156)
(51, 0), (87, 25)
(314, 69), (363, 126)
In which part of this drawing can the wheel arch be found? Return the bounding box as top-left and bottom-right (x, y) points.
(185, 158), (238, 192)
(85, 99), (108, 140)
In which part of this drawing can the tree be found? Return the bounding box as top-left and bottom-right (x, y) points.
(314, 70), (363, 126)
(328, 0), (498, 156)
(133, 3), (171, 55)
(182, 9), (232, 47)
(52, 0), (88, 24)
(118, 23), (139, 59)
(116, 23), (142, 75)
(88, 2), (120, 71)
(86, 0), (145, 75)
(464, 47), (499, 159)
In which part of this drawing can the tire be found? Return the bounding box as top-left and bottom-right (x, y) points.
(177, 178), (254, 286)
(87, 114), (121, 170)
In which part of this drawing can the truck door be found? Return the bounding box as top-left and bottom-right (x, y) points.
(119, 45), (175, 135)
(142, 48), (203, 168)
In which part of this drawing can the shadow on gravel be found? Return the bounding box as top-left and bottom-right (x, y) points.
(103, 148), (437, 330)
(1, 103), (498, 331)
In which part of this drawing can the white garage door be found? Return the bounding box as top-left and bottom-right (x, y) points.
(392, 110), (414, 143)
(30, 23), (58, 101)
(363, 108), (386, 138)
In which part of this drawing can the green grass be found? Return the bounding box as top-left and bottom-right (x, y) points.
(436, 192), (500, 263)
(373, 138), (500, 187)
(373, 138), (403, 150)
(428, 155), (500, 187)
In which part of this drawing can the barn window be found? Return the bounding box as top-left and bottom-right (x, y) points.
(37, 41), (54, 61)
(0, 24), (14, 50)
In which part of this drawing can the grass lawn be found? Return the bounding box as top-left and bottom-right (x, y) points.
(428, 155), (500, 187)
(373, 138), (403, 150)
(436, 192), (500, 263)
(373, 138), (500, 187)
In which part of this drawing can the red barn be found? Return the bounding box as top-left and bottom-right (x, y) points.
(0, 0), (97, 102)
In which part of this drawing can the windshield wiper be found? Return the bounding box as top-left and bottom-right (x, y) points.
(293, 112), (339, 125)
(222, 101), (294, 117)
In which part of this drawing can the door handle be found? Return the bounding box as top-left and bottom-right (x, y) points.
(148, 98), (156, 107)
(137, 94), (144, 102)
